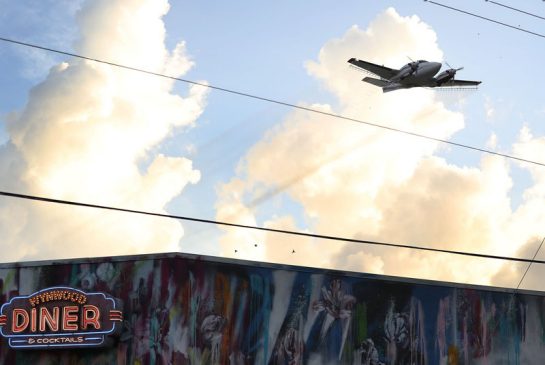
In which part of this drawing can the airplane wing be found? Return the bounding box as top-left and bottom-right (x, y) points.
(348, 58), (398, 80)
(438, 79), (482, 88)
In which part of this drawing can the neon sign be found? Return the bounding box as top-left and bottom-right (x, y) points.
(0, 287), (123, 349)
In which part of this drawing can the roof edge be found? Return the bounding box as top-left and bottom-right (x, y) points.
(0, 251), (543, 297)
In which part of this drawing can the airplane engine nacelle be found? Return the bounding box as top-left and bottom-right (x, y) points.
(435, 70), (454, 85)
(394, 67), (414, 81)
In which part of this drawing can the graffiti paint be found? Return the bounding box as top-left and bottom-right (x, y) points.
(0, 253), (544, 364)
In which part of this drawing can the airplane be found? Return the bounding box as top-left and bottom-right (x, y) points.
(347, 58), (481, 93)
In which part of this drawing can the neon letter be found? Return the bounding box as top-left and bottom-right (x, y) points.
(39, 307), (59, 332)
(63, 306), (79, 331)
(81, 305), (100, 330)
(30, 307), (37, 332)
(12, 309), (29, 333)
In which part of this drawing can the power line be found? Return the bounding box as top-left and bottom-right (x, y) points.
(1, 36), (545, 168)
(1, 190), (545, 266)
(516, 236), (545, 290)
(486, 1), (545, 22)
(424, 1), (545, 39)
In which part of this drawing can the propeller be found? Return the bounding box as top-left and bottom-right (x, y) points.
(445, 62), (463, 78)
(407, 56), (418, 72)
(397, 56), (418, 80)
(436, 62), (464, 85)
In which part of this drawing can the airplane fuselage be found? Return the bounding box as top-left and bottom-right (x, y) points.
(390, 61), (442, 86)
(382, 61), (443, 92)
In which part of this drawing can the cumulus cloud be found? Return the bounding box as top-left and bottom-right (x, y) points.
(486, 132), (497, 149)
(484, 96), (495, 120)
(215, 8), (545, 288)
(0, 0), (207, 261)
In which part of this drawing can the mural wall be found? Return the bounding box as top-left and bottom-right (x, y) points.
(0, 253), (544, 364)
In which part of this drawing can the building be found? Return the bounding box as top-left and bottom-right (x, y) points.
(1, 252), (544, 364)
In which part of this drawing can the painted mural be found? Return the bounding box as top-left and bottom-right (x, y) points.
(0, 253), (544, 364)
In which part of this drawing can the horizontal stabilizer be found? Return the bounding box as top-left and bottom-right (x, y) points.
(362, 77), (389, 88)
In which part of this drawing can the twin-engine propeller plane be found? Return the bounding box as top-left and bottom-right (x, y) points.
(348, 58), (481, 93)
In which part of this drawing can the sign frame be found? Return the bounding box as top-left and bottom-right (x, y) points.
(0, 286), (123, 349)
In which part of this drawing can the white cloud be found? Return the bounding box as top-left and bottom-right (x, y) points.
(489, 235), (544, 290)
(215, 8), (545, 288)
(486, 132), (497, 149)
(0, 0), (208, 261)
(484, 96), (495, 120)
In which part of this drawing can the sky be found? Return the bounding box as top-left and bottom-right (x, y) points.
(1, 0), (545, 291)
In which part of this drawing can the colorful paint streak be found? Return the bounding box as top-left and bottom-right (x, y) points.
(0, 253), (544, 364)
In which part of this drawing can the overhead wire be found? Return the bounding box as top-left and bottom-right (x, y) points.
(1, 36), (545, 168)
(421, 0), (545, 289)
(516, 236), (545, 290)
(2, 190), (545, 267)
(423, 0), (545, 39)
(485, 0), (545, 22)
(2, 35), (545, 285)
